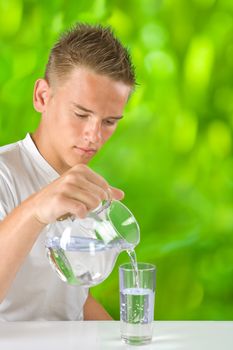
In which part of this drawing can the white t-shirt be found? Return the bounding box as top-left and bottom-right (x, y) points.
(0, 134), (88, 321)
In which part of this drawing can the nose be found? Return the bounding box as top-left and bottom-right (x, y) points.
(84, 120), (102, 144)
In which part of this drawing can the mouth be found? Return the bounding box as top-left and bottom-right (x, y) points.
(74, 146), (97, 156)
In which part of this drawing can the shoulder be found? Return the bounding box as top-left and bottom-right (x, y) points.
(0, 137), (34, 213)
(0, 139), (19, 154)
(0, 136), (34, 189)
(0, 139), (23, 178)
(0, 140), (23, 215)
(0, 134), (36, 173)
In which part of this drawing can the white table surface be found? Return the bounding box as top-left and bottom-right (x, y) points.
(0, 321), (232, 350)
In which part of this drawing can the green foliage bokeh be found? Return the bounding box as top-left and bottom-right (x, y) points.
(0, 0), (233, 320)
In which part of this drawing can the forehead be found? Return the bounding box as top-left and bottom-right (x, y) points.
(50, 67), (132, 117)
(54, 67), (131, 107)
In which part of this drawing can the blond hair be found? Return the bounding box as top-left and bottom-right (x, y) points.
(45, 23), (136, 87)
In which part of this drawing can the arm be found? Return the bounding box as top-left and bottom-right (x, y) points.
(83, 291), (113, 320)
(0, 197), (46, 302)
(0, 164), (124, 302)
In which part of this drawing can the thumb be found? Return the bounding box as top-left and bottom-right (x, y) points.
(109, 186), (125, 201)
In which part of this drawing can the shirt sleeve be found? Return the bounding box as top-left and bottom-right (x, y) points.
(0, 174), (16, 220)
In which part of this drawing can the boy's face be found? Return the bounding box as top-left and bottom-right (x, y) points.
(34, 67), (131, 173)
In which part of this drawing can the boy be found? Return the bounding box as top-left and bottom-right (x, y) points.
(0, 23), (136, 321)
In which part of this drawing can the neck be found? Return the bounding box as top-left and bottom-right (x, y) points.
(31, 124), (69, 175)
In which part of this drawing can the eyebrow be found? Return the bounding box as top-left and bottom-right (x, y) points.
(72, 103), (123, 119)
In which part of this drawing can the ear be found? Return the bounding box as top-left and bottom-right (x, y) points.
(33, 79), (51, 113)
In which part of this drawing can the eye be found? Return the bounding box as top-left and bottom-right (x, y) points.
(103, 119), (117, 126)
(74, 113), (88, 119)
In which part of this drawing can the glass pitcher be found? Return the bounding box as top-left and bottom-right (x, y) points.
(45, 199), (140, 287)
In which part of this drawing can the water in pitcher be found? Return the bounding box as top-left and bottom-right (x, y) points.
(46, 235), (134, 286)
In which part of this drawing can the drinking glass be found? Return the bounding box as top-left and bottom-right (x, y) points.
(119, 263), (156, 345)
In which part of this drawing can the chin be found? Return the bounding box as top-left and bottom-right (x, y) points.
(69, 157), (91, 167)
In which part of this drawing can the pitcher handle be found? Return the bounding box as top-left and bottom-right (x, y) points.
(92, 188), (112, 215)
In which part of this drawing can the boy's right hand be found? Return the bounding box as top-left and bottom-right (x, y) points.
(31, 164), (124, 225)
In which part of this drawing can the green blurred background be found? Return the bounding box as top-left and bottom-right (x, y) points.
(1, 0), (233, 320)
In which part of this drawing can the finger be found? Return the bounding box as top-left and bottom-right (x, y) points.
(70, 176), (109, 201)
(63, 184), (104, 211)
(58, 198), (88, 220)
(76, 165), (109, 192)
(109, 186), (125, 200)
